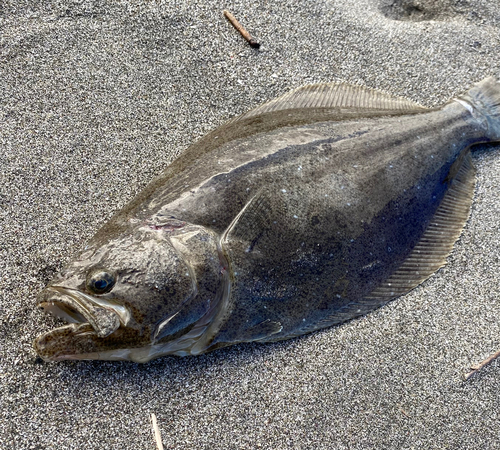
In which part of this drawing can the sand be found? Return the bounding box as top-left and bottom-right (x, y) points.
(1, 0), (500, 448)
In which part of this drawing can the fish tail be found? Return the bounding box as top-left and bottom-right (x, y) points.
(462, 77), (500, 140)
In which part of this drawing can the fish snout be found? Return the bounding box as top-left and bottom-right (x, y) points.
(37, 287), (123, 338)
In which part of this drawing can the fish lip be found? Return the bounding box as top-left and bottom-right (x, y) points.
(33, 322), (98, 362)
(37, 287), (128, 338)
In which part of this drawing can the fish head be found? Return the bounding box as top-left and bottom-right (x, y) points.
(34, 219), (223, 362)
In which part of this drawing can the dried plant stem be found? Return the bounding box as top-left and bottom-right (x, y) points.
(464, 348), (500, 380)
(151, 413), (164, 450)
(223, 10), (260, 48)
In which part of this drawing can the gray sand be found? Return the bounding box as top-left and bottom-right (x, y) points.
(2, 0), (500, 448)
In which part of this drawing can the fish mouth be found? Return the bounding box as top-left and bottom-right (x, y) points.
(37, 287), (130, 339)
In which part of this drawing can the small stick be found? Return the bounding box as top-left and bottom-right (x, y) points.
(223, 10), (260, 48)
(464, 348), (500, 380)
(399, 407), (410, 418)
(150, 413), (164, 450)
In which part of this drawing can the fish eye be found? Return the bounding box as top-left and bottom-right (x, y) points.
(86, 270), (116, 295)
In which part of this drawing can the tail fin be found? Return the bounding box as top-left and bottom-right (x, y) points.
(461, 77), (500, 140)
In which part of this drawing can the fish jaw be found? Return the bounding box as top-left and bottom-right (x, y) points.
(33, 322), (157, 362)
(37, 287), (129, 338)
(34, 323), (101, 362)
(34, 323), (198, 362)
(34, 287), (142, 362)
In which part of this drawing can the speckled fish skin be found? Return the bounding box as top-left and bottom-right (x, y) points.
(34, 77), (500, 362)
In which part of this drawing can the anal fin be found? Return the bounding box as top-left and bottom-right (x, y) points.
(366, 150), (476, 300)
(283, 150), (477, 338)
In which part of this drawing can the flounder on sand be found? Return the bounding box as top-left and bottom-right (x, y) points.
(35, 77), (500, 362)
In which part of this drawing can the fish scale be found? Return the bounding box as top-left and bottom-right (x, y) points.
(34, 77), (500, 362)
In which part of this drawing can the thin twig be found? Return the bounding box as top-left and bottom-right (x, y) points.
(150, 413), (164, 450)
(399, 407), (411, 418)
(464, 348), (500, 380)
(223, 10), (260, 48)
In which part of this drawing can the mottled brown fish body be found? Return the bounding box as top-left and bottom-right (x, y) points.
(35, 78), (500, 362)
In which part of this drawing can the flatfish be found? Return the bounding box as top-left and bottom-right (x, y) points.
(34, 77), (500, 362)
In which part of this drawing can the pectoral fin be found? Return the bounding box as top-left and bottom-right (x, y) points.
(222, 189), (284, 252)
(239, 320), (283, 342)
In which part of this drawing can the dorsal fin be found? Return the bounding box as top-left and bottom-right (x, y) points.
(228, 82), (427, 125)
(111, 83), (429, 225)
(191, 83), (429, 170)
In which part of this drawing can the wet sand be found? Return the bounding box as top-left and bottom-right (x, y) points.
(2, 0), (500, 448)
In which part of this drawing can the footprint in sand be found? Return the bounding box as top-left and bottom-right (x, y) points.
(378, 0), (472, 22)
